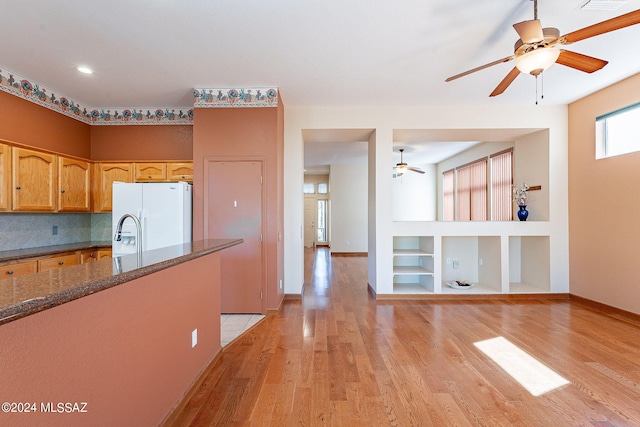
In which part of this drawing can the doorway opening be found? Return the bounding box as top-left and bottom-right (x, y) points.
(303, 174), (330, 248)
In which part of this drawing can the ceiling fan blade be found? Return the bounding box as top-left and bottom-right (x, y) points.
(407, 167), (425, 174)
(513, 19), (544, 43)
(560, 9), (640, 44)
(556, 50), (608, 73)
(489, 67), (520, 97)
(446, 56), (515, 82)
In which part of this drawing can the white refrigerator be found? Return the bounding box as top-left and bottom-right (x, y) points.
(112, 182), (192, 257)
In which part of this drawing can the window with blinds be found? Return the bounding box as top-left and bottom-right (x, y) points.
(443, 170), (454, 221)
(443, 148), (512, 221)
(491, 150), (513, 220)
(456, 160), (487, 221)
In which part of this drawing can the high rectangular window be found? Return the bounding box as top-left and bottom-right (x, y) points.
(303, 183), (315, 194)
(596, 102), (640, 159)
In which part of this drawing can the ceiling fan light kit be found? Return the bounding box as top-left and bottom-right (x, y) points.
(515, 47), (560, 75)
(394, 149), (425, 177)
(445, 0), (640, 97)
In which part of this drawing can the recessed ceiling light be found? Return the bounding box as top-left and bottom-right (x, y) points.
(581, 0), (628, 11)
(76, 66), (93, 74)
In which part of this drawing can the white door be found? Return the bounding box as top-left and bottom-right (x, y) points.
(304, 197), (315, 247)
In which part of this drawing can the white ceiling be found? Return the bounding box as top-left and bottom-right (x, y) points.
(2, 1), (639, 171)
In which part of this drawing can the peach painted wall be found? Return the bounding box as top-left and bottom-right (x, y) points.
(0, 91), (91, 158)
(0, 253), (221, 427)
(90, 125), (193, 161)
(193, 103), (284, 312)
(568, 72), (640, 315)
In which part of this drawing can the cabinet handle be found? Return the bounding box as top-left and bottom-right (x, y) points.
(61, 189), (66, 193)
(90, 253), (95, 257)
(181, 175), (185, 179)
(58, 261), (64, 265)
(15, 186), (20, 190)
(7, 271), (13, 275)
(148, 175), (152, 179)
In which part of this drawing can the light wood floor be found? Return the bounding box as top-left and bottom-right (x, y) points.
(165, 248), (640, 426)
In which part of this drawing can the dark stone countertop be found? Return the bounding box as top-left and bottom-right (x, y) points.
(0, 241), (113, 263)
(0, 239), (242, 326)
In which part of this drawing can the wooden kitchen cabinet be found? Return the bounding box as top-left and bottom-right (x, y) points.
(80, 249), (99, 263)
(58, 156), (91, 212)
(97, 248), (112, 259)
(0, 259), (38, 278)
(37, 252), (80, 272)
(167, 162), (193, 181)
(0, 143), (10, 211)
(12, 147), (57, 212)
(94, 162), (134, 212)
(134, 162), (167, 182)
(80, 248), (110, 262)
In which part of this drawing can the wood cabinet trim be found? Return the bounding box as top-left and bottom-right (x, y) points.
(11, 147), (58, 212)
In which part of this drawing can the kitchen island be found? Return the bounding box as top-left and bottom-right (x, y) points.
(0, 239), (242, 427)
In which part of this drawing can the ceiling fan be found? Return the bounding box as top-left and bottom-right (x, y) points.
(445, 0), (640, 97)
(394, 149), (425, 176)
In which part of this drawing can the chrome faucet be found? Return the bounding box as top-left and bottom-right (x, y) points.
(114, 213), (142, 264)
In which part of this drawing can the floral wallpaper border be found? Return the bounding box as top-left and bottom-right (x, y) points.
(193, 87), (278, 108)
(0, 66), (193, 125)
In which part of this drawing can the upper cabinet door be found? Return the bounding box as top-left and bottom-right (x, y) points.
(135, 163), (167, 182)
(58, 156), (91, 212)
(12, 147), (57, 212)
(95, 163), (134, 212)
(0, 143), (10, 211)
(167, 162), (193, 182)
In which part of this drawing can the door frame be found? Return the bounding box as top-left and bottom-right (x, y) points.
(203, 156), (267, 314)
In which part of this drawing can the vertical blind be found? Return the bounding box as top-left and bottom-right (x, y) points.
(491, 150), (513, 221)
(456, 166), (471, 221)
(456, 160), (487, 221)
(470, 160), (487, 221)
(443, 148), (512, 221)
(443, 170), (454, 221)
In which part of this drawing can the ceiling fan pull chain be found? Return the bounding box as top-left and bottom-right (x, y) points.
(541, 72), (545, 100)
(535, 75), (539, 105)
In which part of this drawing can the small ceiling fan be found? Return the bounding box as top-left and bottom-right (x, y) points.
(445, 0), (640, 97)
(394, 149), (425, 176)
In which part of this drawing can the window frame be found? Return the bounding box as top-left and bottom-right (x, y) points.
(596, 101), (640, 159)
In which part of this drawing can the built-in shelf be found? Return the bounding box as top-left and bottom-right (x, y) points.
(393, 282), (434, 294)
(392, 249), (433, 256)
(393, 266), (433, 275)
(441, 283), (498, 294)
(389, 230), (552, 297)
(393, 236), (435, 294)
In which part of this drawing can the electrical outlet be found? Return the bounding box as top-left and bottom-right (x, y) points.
(52, 225), (58, 235)
(279, 279), (283, 290)
(192, 329), (198, 348)
(452, 259), (459, 270)
(479, 258), (484, 266)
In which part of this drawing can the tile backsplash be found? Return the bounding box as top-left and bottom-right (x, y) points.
(0, 213), (112, 251)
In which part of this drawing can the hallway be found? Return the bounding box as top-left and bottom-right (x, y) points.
(165, 248), (640, 426)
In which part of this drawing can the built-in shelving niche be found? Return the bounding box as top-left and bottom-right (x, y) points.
(392, 236), (434, 294)
(441, 236), (501, 294)
(509, 236), (550, 293)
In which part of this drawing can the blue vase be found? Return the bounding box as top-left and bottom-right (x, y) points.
(517, 205), (529, 221)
